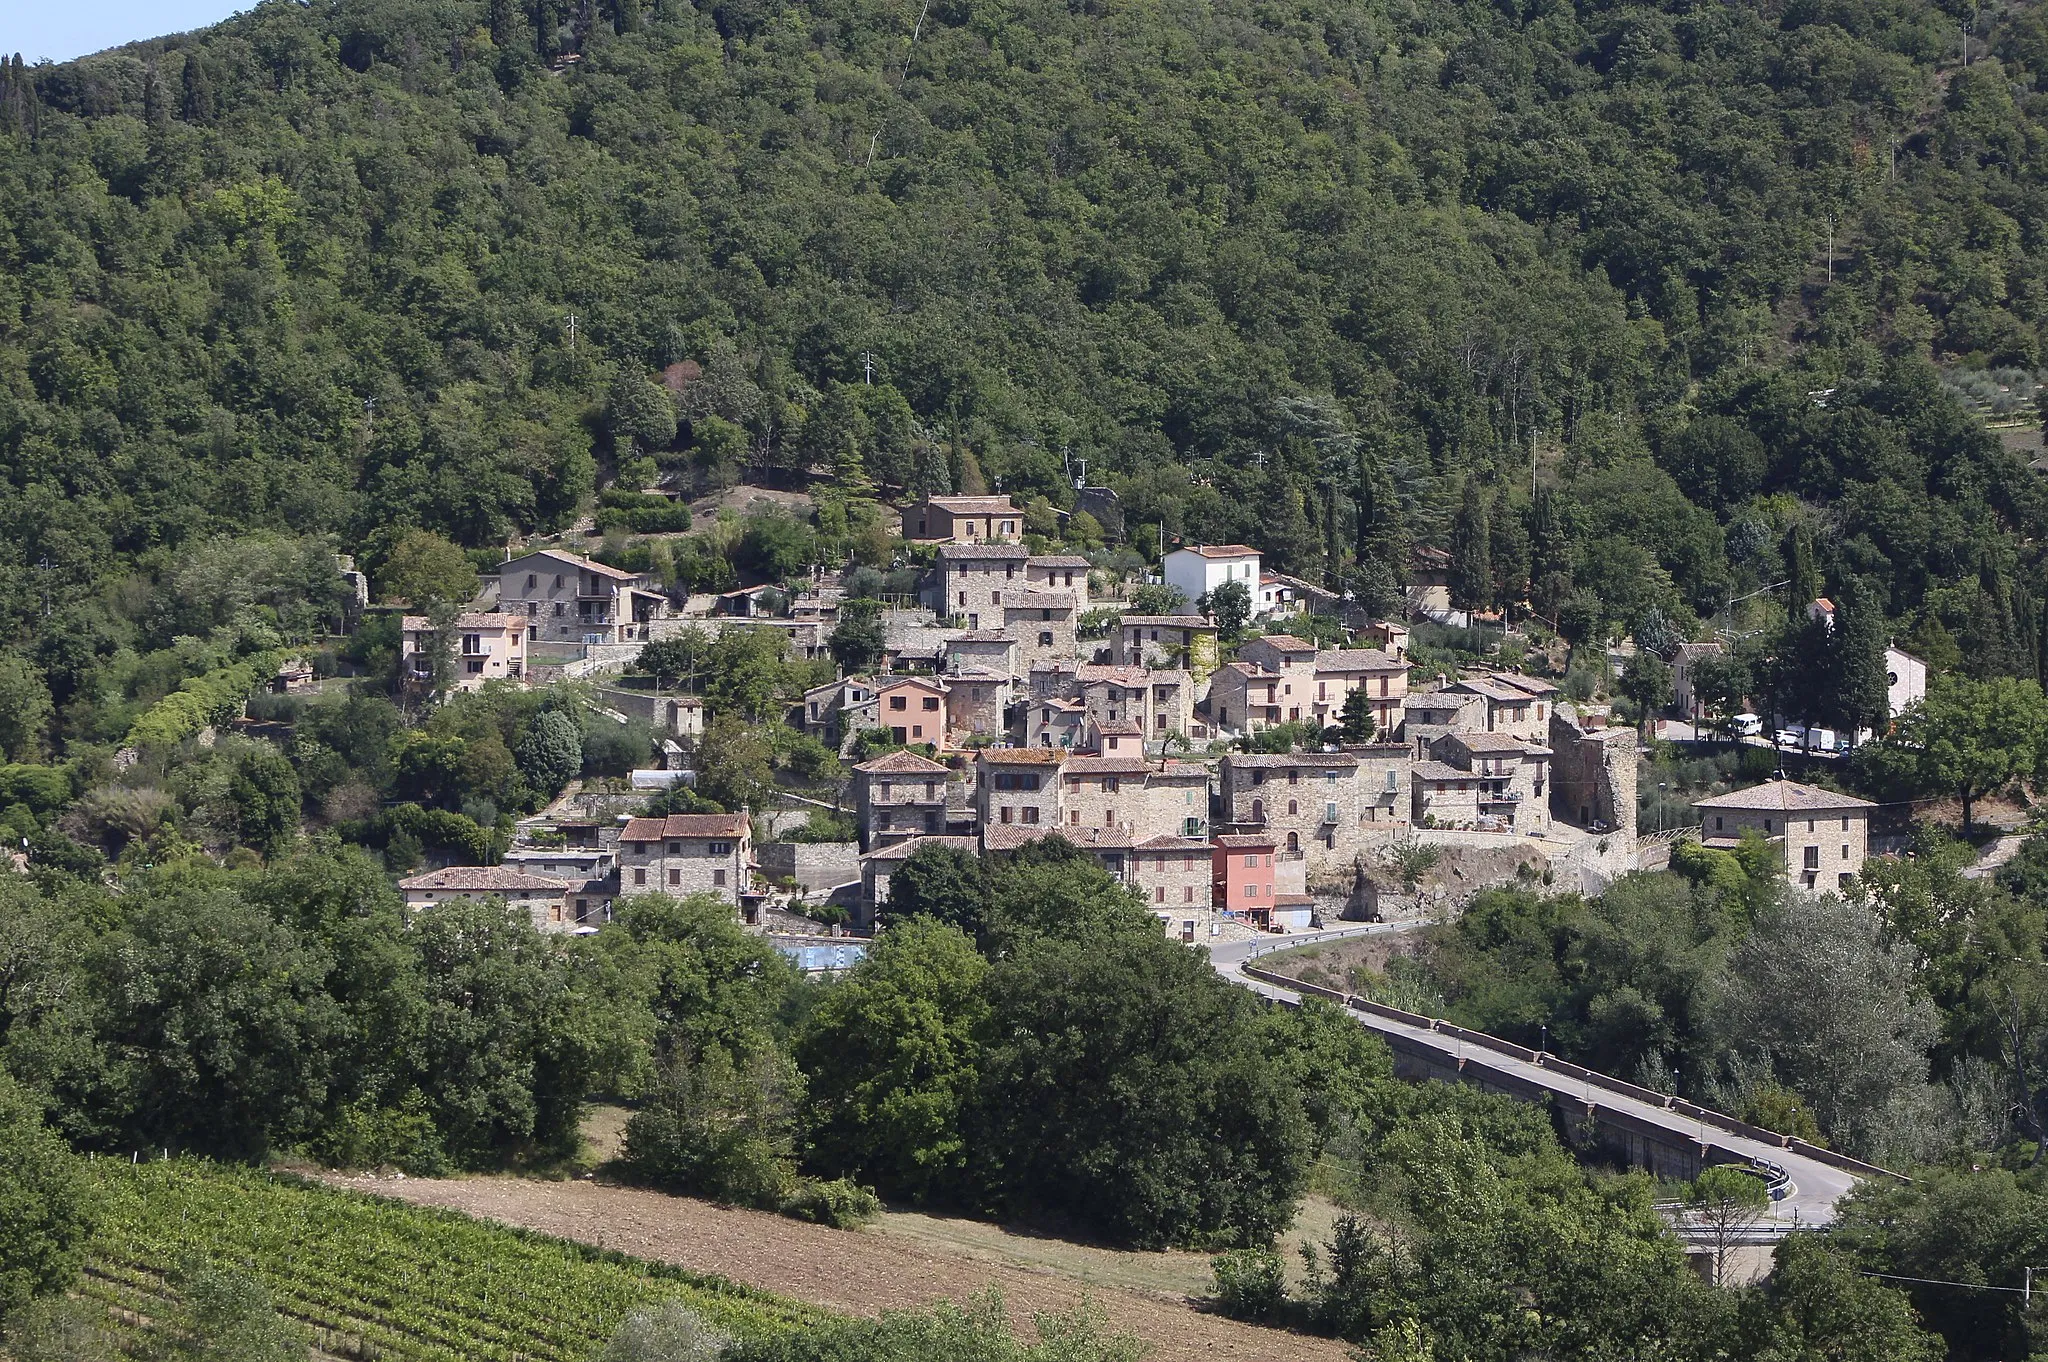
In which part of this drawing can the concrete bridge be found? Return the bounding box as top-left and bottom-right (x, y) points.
(1208, 927), (1900, 1232)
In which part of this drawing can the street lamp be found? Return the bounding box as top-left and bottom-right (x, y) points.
(1539, 1023), (1548, 1060)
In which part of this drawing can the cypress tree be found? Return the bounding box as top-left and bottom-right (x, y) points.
(1489, 490), (1530, 611)
(1449, 480), (1492, 614)
(180, 53), (215, 124)
(1355, 451), (1407, 588)
(1788, 523), (1819, 607)
(1832, 577), (1889, 735)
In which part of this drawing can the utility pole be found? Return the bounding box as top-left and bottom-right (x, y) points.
(861, 351), (875, 385)
(564, 313), (579, 348)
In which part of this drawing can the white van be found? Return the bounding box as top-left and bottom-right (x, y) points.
(1730, 713), (1763, 737)
(1805, 728), (1839, 754)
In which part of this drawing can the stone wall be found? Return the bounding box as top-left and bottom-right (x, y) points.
(759, 841), (863, 892)
(1549, 707), (1638, 842)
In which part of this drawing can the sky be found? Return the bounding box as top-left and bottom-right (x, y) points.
(5, 0), (247, 64)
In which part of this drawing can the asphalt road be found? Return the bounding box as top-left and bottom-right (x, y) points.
(1206, 925), (1863, 1228)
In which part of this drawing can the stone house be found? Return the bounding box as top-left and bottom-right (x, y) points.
(1693, 780), (1873, 895)
(944, 630), (1017, 678)
(945, 667), (1012, 743)
(1143, 759), (1212, 841)
(1025, 554), (1092, 610)
(1115, 615), (1220, 684)
(617, 812), (754, 906)
(1443, 673), (1561, 742)
(400, 612), (527, 692)
(1025, 696), (1087, 750)
(800, 676), (877, 747)
(398, 865), (582, 932)
(1398, 691), (1487, 755)
(976, 747), (1066, 836)
(876, 675), (949, 746)
(1130, 835), (1214, 913)
(1003, 590), (1078, 672)
(857, 834), (981, 927)
(1059, 755), (1150, 836)
(933, 543), (1032, 627)
(1210, 661), (1287, 733)
(1410, 760), (1485, 829)
(1427, 731), (1550, 833)
(851, 749), (957, 849)
(900, 495), (1023, 543)
(1076, 664), (1193, 742)
(497, 548), (669, 646)
(1218, 752), (1363, 877)
(1345, 742), (1414, 826)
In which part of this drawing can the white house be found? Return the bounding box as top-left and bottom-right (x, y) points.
(400, 612), (527, 692)
(1883, 646), (1927, 726)
(1163, 545), (1261, 612)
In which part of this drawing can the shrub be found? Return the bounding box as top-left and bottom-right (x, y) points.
(1211, 1248), (1287, 1321)
(780, 1178), (881, 1228)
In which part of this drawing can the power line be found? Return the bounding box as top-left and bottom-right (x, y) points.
(1854, 1268), (2028, 1294)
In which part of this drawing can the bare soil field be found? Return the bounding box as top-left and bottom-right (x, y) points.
(320, 1174), (1352, 1362)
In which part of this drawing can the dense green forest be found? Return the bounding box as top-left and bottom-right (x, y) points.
(3, 0), (2048, 751)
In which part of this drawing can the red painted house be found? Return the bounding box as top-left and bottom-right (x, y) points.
(1212, 833), (1278, 927)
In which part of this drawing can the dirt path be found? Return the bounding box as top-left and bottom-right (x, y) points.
(321, 1176), (1350, 1362)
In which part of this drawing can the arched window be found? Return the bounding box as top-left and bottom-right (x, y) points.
(1251, 798), (1265, 823)
(1287, 831), (1300, 852)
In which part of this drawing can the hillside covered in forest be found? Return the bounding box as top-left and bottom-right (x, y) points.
(1, 0), (2048, 740)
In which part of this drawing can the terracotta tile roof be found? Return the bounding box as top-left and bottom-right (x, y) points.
(1119, 615), (1212, 628)
(853, 750), (950, 775)
(922, 495), (1018, 513)
(1155, 760), (1210, 778)
(951, 630), (1014, 643)
(1175, 544), (1260, 558)
(1316, 648), (1403, 672)
(1254, 635), (1317, 653)
(1028, 554), (1092, 568)
(620, 813), (750, 841)
(937, 543), (1031, 560)
(402, 612), (524, 631)
(1224, 752), (1358, 768)
(1077, 664), (1154, 685)
(1069, 827), (1139, 850)
(1065, 756), (1149, 774)
(1136, 835), (1211, 850)
(1412, 760), (1479, 782)
(511, 547), (642, 580)
(1003, 590), (1075, 608)
(400, 866), (568, 893)
(948, 666), (1010, 682)
(862, 835), (980, 862)
(982, 824), (1056, 851)
(1213, 832), (1275, 848)
(1693, 780), (1875, 812)
(1090, 718), (1144, 736)
(1446, 732), (1551, 755)
(978, 746), (1066, 765)
(879, 675), (950, 694)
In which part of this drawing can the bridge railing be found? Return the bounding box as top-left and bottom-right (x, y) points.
(1239, 962), (1908, 1184)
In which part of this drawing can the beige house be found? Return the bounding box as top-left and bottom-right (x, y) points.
(617, 812), (754, 906)
(497, 548), (668, 646)
(1130, 835), (1214, 913)
(945, 630), (1017, 678)
(400, 612), (527, 692)
(1694, 780), (1873, 894)
(851, 749), (957, 849)
(399, 865), (579, 932)
(1311, 648), (1409, 733)
(901, 495), (1022, 543)
(1115, 615), (1220, 684)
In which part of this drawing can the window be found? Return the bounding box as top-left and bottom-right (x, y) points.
(1288, 770), (1299, 785)
(1839, 872), (1854, 888)
(708, 842), (732, 855)
(911, 724), (924, 737)
(1244, 853), (1257, 868)
(1001, 807), (1014, 824)
(1842, 843), (1850, 860)
(713, 869), (727, 887)
(1807, 818), (1815, 833)
(1288, 800), (1299, 816)
(1842, 816), (1851, 831)
(630, 842), (645, 854)
(634, 869), (647, 886)
(1022, 807), (1039, 825)
(465, 658), (485, 675)
(554, 602), (564, 616)
(1386, 769), (1399, 792)
(669, 868), (681, 885)
(925, 781), (936, 799)
(1715, 816), (1723, 831)
(1326, 802), (1338, 823)
(1184, 886), (1195, 903)
(554, 574), (563, 589)
(1069, 810), (1080, 824)
(1156, 886), (1165, 902)
(462, 633), (483, 655)
(1802, 846), (1819, 870)
(1244, 884), (1256, 899)
(921, 696), (939, 711)
(1379, 677), (1389, 696)
(526, 574), (536, 588)
(890, 695), (907, 710)
(1763, 820), (1773, 832)
(958, 592), (967, 606)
